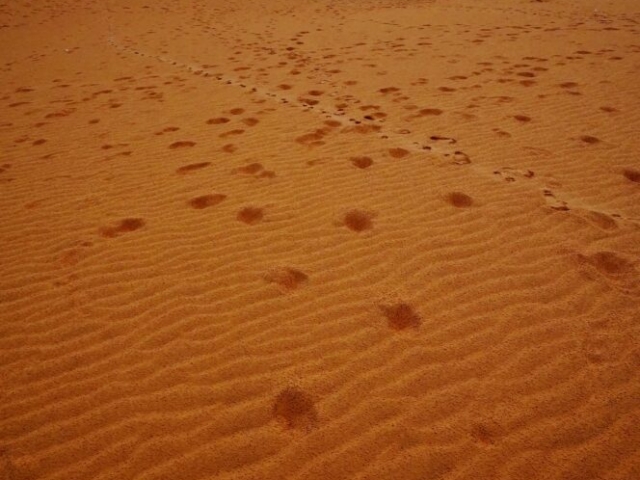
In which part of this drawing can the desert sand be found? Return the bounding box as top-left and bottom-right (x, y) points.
(1, 0), (639, 479)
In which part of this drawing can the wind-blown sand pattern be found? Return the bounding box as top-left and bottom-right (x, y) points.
(1, 0), (639, 479)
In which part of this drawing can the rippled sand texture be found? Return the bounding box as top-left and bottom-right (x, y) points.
(1, 0), (639, 479)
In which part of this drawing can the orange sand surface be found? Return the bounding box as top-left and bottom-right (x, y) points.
(1, 0), (639, 479)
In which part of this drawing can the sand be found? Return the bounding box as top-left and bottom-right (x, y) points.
(1, 0), (639, 479)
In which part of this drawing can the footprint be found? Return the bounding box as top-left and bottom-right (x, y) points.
(542, 189), (569, 211)
(242, 118), (259, 126)
(574, 209), (618, 231)
(350, 156), (374, 169)
(388, 147), (409, 158)
(99, 218), (145, 238)
(235, 163), (263, 175)
(207, 117), (230, 125)
(576, 251), (635, 277)
(222, 144), (237, 153)
(176, 162), (211, 174)
(229, 107), (245, 115)
(45, 108), (75, 119)
(264, 267), (309, 291)
(493, 167), (534, 182)
(418, 108), (443, 116)
(188, 194), (227, 209)
(154, 126), (180, 135)
(237, 206), (264, 225)
(219, 129), (245, 138)
(343, 210), (374, 232)
(169, 141), (196, 149)
(57, 241), (93, 267)
(445, 192), (473, 208)
(272, 387), (318, 431)
(453, 151), (471, 165)
(430, 135), (457, 144)
(622, 168), (640, 183)
(233, 162), (275, 178)
(296, 130), (327, 146)
(579, 135), (600, 144)
(379, 302), (422, 330)
(514, 114), (531, 122)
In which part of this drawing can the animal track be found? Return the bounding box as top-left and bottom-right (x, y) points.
(453, 151), (471, 165)
(176, 162), (211, 174)
(272, 387), (318, 431)
(237, 206), (264, 225)
(622, 168), (640, 183)
(169, 141), (196, 149)
(45, 108), (75, 119)
(233, 162), (275, 178)
(104, 22), (579, 229)
(207, 117), (230, 124)
(418, 108), (443, 116)
(493, 167), (534, 182)
(219, 129), (245, 138)
(350, 156), (374, 169)
(379, 302), (422, 330)
(188, 194), (227, 209)
(222, 144), (237, 153)
(577, 210), (619, 231)
(343, 210), (374, 232)
(388, 147), (409, 158)
(579, 135), (600, 144)
(296, 129), (328, 147)
(99, 218), (145, 238)
(576, 251), (635, 277)
(446, 192), (473, 208)
(154, 126), (180, 136)
(542, 189), (569, 211)
(264, 267), (309, 291)
(430, 135), (457, 144)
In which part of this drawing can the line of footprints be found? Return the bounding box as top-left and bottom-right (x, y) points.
(92, 18), (640, 435)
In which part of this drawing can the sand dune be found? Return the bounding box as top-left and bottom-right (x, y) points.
(1, 0), (639, 479)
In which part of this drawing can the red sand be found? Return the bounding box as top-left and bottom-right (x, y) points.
(1, 1), (639, 479)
